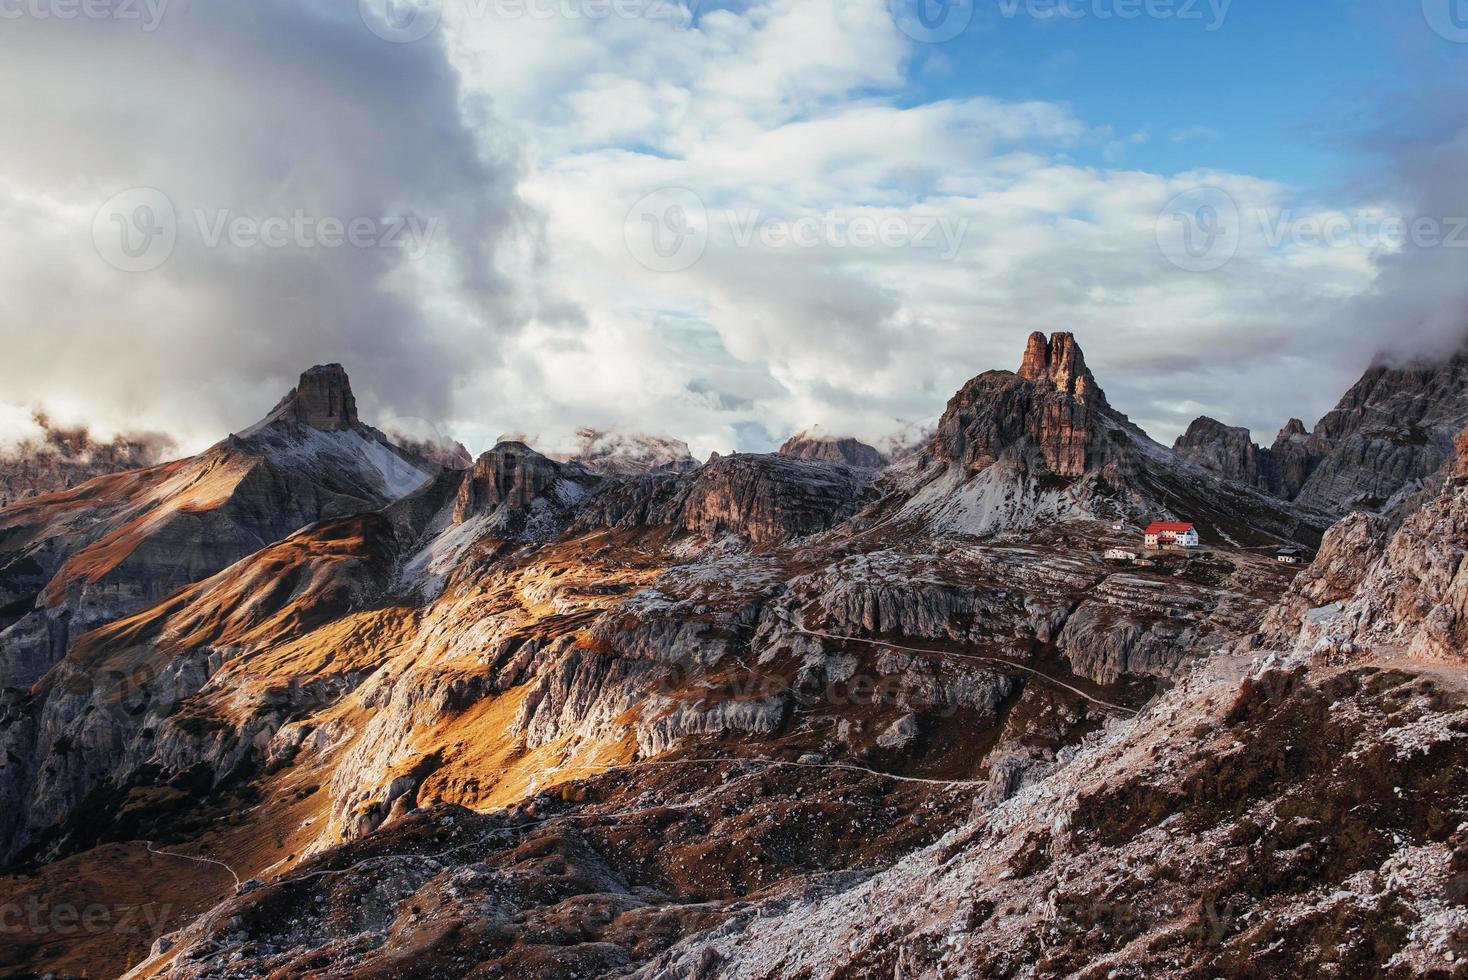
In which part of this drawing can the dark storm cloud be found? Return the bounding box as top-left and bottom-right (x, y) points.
(0, 0), (539, 445)
(1348, 65), (1468, 368)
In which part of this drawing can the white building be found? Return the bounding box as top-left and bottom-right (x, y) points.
(1104, 549), (1140, 562)
(1145, 522), (1200, 549)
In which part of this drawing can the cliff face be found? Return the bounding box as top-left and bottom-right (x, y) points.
(1292, 350), (1468, 512)
(1178, 347), (1468, 517)
(454, 442), (568, 520)
(935, 332), (1121, 479)
(778, 431), (886, 469)
(1257, 423), (1468, 662)
(1173, 416), (1281, 494)
(673, 454), (874, 545)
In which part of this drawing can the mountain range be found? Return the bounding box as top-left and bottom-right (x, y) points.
(1, 333), (1464, 979)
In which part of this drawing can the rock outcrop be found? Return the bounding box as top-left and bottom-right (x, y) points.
(1288, 350), (1468, 512)
(936, 331), (1120, 479)
(1188, 346), (1468, 516)
(900, 332), (1328, 547)
(672, 454), (874, 545)
(454, 442), (568, 519)
(1173, 416), (1280, 494)
(778, 429), (886, 469)
(565, 428), (700, 476)
(1257, 422), (1468, 661)
(255, 363), (358, 432)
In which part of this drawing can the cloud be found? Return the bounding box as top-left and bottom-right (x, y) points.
(0, 0), (1462, 464)
(0, 0), (542, 450)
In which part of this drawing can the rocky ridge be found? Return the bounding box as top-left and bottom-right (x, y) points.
(1176, 346), (1468, 516)
(0, 413), (177, 509)
(778, 428), (886, 469)
(0, 335), (1445, 979)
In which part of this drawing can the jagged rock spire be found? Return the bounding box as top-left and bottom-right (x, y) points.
(1016, 332), (1099, 401)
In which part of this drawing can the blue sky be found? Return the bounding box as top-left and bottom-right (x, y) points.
(901, 2), (1428, 190)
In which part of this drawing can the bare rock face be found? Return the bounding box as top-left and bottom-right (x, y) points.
(778, 429), (886, 469)
(267, 363), (358, 431)
(1252, 511), (1390, 650)
(1274, 347), (1468, 513)
(1289, 349), (1468, 513)
(454, 442), (566, 520)
(675, 454), (873, 545)
(1268, 418), (1318, 500)
(935, 332), (1116, 479)
(1169, 347), (1468, 517)
(1174, 416), (1280, 494)
(1262, 441), (1468, 662)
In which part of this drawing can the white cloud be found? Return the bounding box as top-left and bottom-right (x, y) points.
(0, 0), (1456, 464)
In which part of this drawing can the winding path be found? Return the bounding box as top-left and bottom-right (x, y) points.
(775, 613), (1139, 717)
(145, 841), (241, 889)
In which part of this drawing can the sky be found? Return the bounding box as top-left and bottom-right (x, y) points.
(0, 0), (1466, 460)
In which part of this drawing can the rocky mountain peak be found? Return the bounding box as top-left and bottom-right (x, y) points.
(1277, 418), (1309, 441)
(1016, 331), (1098, 400)
(281, 364), (359, 432)
(243, 363), (363, 438)
(779, 428), (886, 469)
(934, 332), (1119, 478)
(1174, 416), (1279, 494)
(454, 441), (566, 520)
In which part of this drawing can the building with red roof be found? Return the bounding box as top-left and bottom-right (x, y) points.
(1144, 521), (1200, 549)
